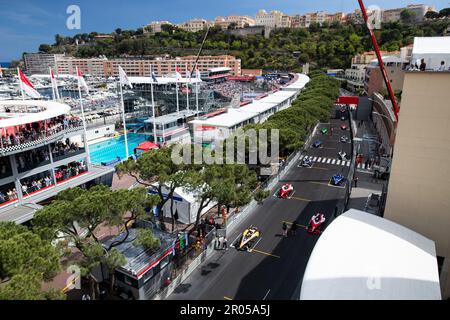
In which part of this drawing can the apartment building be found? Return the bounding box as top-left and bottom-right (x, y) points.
(55, 55), (241, 78)
(24, 53), (65, 75)
(290, 15), (302, 28)
(255, 9), (284, 28)
(364, 55), (408, 96)
(280, 14), (292, 28)
(144, 21), (172, 34)
(345, 9), (364, 24)
(328, 12), (345, 24)
(313, 11), (329, 25)
(214, 15), (255, 30)
(177, 18), (212, 32)
(382, 4), (435, 23)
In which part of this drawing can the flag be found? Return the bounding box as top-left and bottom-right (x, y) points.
(175, 65), (182, 82)
(118, 65), (133, 88)
(50, 68), (60, 100)
(186, 63), (191, 83)
(18, 69), (41, 98)
(196, 67), (201, 80)
(150, 65), (158, 83)
(76, 67), (89, 93)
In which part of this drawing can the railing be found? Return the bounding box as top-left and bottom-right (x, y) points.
(344, 106), (357, 213)
(0, 125), (84, 156)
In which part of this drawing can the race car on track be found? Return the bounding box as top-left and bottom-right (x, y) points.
(301, 157), (313, 167)
(278, 183), (294, 199)
(237, 226), (261, 251)
(338, 151), (347, 161)
(320, 128), (328, 135)
(312, 140), (323, 148)
(341, 115), (347, 121)
(340, 124), (348, 130)
(340, 136), (349, 143)
(331, 174), (345, 186)
(307, 213), (326, 235)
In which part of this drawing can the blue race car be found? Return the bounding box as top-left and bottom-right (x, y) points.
(331, 174), (345, 186)
(301, 157), (313, 167)
(312, 140), (323, 148)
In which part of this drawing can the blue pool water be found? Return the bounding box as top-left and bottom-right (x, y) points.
(90, 133), (149, 165)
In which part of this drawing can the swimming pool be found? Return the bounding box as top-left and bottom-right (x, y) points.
(89, 133), (149, 165)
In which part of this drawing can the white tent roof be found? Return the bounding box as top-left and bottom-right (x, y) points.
(282, 73), (310, 90)
(129, 76), (202, 85)
(258, 90), (297, 104)
(300, 209), (441, 300)
(190, 108), (258, 128)
(412, 37), (450, 55)
(209, 67), (232, 73)
(0, 100), (71, 129)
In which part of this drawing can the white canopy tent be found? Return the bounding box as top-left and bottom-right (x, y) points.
(300, 209), (441, 300)
(149, 183), (215, 225)
(411, 36), (450, 71)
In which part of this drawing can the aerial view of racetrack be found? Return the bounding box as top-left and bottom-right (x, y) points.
(169, 112), (352, 300)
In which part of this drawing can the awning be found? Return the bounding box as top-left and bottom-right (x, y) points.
(300, 209), (441, 300)
(135, 141), (159, 152)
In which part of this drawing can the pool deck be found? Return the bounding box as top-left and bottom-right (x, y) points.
(88, 134), (118, 146)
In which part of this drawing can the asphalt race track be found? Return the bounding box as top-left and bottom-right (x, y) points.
(169, 116), (352, 301)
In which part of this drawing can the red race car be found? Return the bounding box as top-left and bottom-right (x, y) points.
(341, 124), (348, 130)
(278, 183), (294, 199)
(307, 213), (326, 234)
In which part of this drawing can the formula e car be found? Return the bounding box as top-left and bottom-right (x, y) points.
(237, 226), (261, 251)
(340, 124), (348, 130)
(338, 151), (347, 161)
(307, 213), (326, 235)
(312, 140), (323, 148)
(278, 183), (294, 198)
(331, 174), (345, 186)
(301, 157), (313, 167)
(340, 136), (349, 143)
(320, 128), (328, 135)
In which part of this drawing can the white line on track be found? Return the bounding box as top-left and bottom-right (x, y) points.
(263, 289), (271, 300)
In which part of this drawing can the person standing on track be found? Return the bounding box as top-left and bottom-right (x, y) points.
(282, 222), (288, 237)
(290, 222), (298, 236)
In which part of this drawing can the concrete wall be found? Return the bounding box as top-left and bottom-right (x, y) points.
(384, 71), (450, 298)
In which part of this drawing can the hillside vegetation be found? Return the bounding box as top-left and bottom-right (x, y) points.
(37, 20), (450, 71)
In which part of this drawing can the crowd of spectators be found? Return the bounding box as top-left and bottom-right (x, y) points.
(52, 138), (82, 160)
(0, 157), (12, 178)
(0, 115), (83, 148)
(0, 187), (18, 205)
(207, 80), (266, 100)
(55, 161), (88, 183)
(16, 147), (50, 172)
(20, 174), (54, 197)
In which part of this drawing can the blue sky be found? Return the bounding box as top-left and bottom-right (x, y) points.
(0, 0), (448, 61)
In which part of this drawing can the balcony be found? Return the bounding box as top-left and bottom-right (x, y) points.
(0, 124), (84, 157)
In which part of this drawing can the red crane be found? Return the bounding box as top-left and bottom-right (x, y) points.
(358, 0), (400, 121)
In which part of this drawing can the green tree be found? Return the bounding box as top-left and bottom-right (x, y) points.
(116, 146), (193, 231)
(0, 222), (62, 300)
(32, 185), (159, 299)
(400, 9), (417, 24)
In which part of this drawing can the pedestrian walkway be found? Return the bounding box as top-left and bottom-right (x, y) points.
(299, 154), (351, 167)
